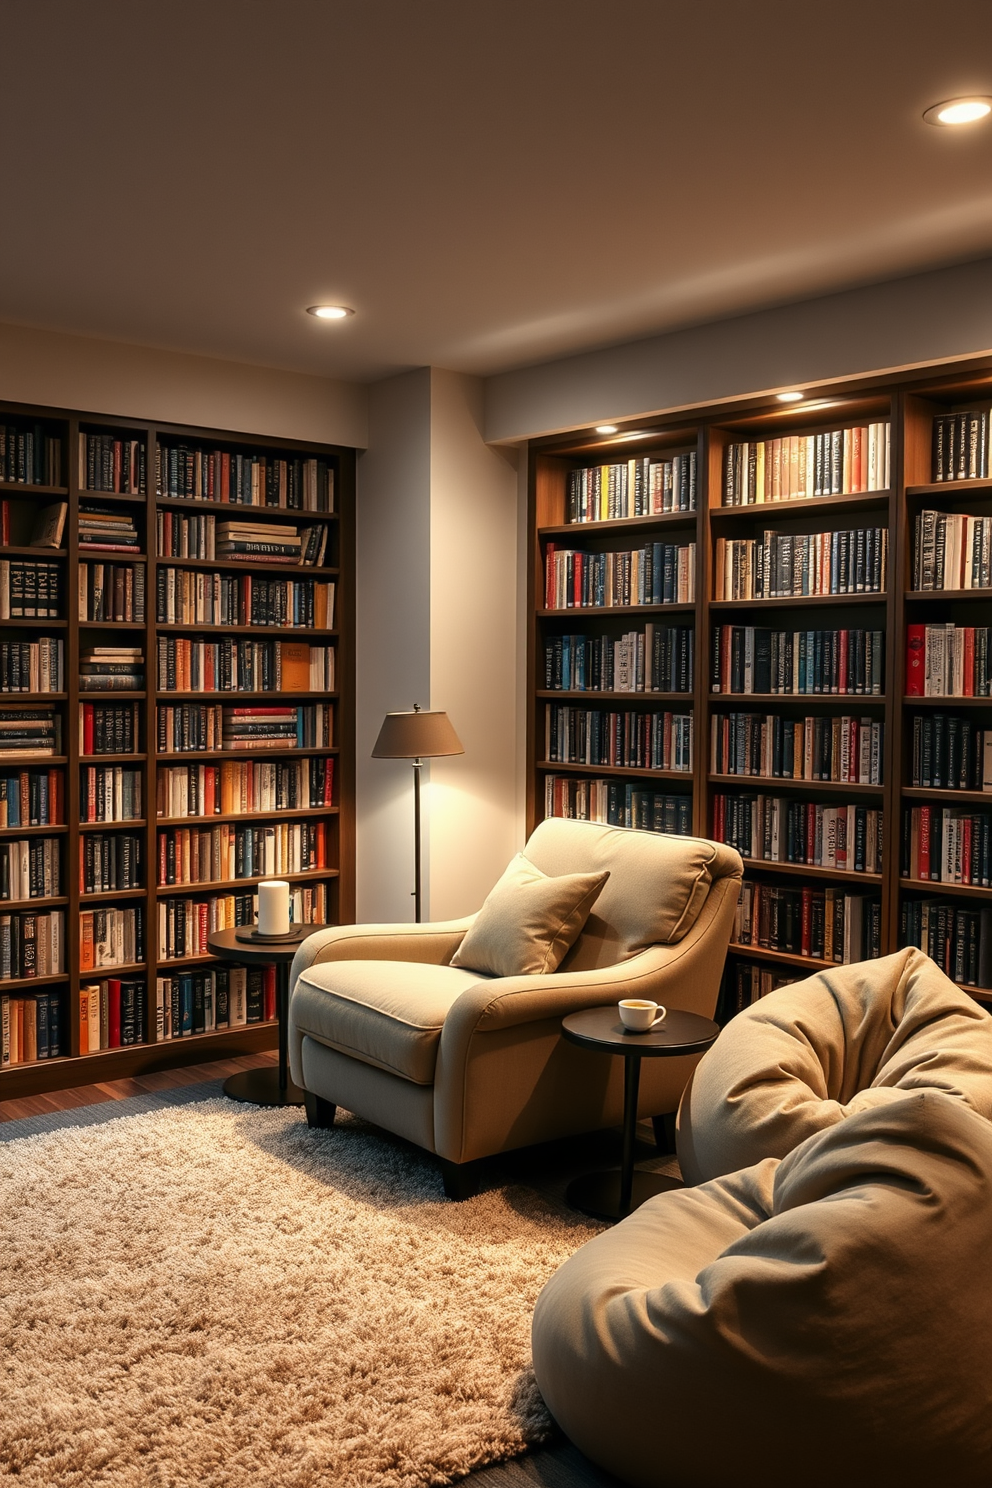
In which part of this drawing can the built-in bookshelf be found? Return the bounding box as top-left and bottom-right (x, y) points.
(0, 404), (354, 1097)
(528, 364), (992, 1019)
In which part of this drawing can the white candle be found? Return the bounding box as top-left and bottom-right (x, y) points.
(258, 879), (290, 936)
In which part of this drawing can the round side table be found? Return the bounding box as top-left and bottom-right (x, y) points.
(207, 924), (323, 1108)
(562, 1006), (719, 1222)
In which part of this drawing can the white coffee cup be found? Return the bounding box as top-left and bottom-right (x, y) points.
(618, 998), (667, 1032)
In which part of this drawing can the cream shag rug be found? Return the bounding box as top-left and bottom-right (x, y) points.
(0, 1099), (602, 1488)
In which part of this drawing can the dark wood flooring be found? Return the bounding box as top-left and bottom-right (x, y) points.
(0, 1053), (629, 1486)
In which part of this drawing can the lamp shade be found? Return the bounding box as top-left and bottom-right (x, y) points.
(372, 708), (464, 760)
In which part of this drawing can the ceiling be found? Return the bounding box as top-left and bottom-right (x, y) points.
(4, 0), (992, 384)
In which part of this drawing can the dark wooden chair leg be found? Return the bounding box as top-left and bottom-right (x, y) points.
(439, 1158), (480, 1200)
(304, 1092), (337, 1130)
(652, 1112), (677, 1154)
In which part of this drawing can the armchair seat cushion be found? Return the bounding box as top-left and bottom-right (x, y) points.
(293, 960), (492, 1085)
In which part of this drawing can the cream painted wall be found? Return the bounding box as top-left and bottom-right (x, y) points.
(354, 369), (521, 924)
(427, 370), (521, 919)
(0, 319), (368, 448)
(484, 255), (992, 444)
(355, 370), (433, 923)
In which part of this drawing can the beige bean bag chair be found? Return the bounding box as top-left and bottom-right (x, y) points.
(677, 946), (992, 1185)
(532, 1092), (992, 1488)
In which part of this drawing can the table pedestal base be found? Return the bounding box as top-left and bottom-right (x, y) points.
(223, 1066), (305, 1108)
(566, 1169), (683, 1223)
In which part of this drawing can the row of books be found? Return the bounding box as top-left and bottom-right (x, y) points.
(156, 820), (328, 886)
(155, 638), (335, 694)
(79, 702), (140, 756)
(566, 453), (697, 522)
(721, 961), (796, 1018)
(156, 569), (335, 629)
(712, 793), (883, 874)
(78, 561), (145, 622)
(905, 624), (992, 697)
(901, 805), (991, 886)
(157, 509), (214, 560)
(157, 445), (334, 511)
(1, 991), (63, 1064)
(81, 766), (142, 823)
(0, 769), (63, 826)
(543, 705), (693, 773)
(722, 424), (891, 504)
(0, 837), (60, 901)
(155, 891), (293, 959)
(0, 707), (61, 758)
(79, 833), (142, 893)
(900, 898), (992, 988)
(711, 626), (884, 696)
(914, 509), (992, 591)
(932, 411), (990, 482)
(909, 714), (992, 791)
(79, 434), (146, 494)
(734, 880), (881, 964)
(156, 757), (334, 819)
(79, 646), (143, 693)
(155, 965), (275, 1039)
(710, 713), (884, 784)
(544, 542), (696, 609)
(544, 626), (694, 694)
(79, 905), (144, 971)
(543, 776), (693, 835)
(0, 423), (62, 487)
(79, 504), (140, 552)
(0, 559), (62, 618)
(79, 978), (147, 1050)
(216, 519), (329, 568)
(903, 953), (992, 1004)
(0, 909), (64, 978)
(715, 528), (888, 600)
(0, 640), (63, 694)
(155, 702), (334, 754)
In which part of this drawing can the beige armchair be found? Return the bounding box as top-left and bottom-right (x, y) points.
(288, 818), (742, 1196)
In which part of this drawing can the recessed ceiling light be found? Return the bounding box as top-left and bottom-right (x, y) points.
(923, 97), (992, 126)
(595, 425), (618, 434)
(776, 391), (804, 403)
(306, 305), (354, 320)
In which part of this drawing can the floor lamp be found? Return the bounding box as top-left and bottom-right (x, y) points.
(372, 704), (464, 922)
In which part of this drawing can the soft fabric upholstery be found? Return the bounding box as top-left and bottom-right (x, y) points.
(289, 820), (743, 1167)
(678, 945), (992, 1185)
(292, 960), (491, 1085)
(533, 1093), (992, 1488)
(523, 819), (735, 971)
(451, 853), (608, 977)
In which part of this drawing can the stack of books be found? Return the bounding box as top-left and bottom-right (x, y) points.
(932, 411), (990, 482)
(216, 521), (328, 566)
(78, 504), (141, 553)
(78, 978), (147, 1049)
(0, 708), (61, 759)
(0, 837), (61, 901)
(79, 647), (144, 692)
(221, 705), (300, 750)
(79, 434), (145, 494)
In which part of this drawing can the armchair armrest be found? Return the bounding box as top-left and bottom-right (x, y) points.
(290, 915), (477, 984)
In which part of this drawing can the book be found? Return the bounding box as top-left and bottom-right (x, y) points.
(28, 502), (67, 548)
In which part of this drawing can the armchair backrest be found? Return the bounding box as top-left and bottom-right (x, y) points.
(521, 818), (742, 972)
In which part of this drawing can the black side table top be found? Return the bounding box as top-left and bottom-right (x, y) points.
(562, 1006), (720, 1057)
(206, 924), (324, 964)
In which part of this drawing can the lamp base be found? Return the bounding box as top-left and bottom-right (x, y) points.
(234, 926), (312, 945)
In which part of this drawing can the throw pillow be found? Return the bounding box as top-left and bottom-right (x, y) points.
(451, 853), (609, 978)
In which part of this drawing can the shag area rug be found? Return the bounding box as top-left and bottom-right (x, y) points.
(0, 1099), (602, 1488)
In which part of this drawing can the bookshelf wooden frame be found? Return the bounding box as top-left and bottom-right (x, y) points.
(527, 357), (992, 1012)
(0, 402), (355, 1098)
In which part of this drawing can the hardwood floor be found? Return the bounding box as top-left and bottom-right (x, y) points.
(0, 1051), (278, 1123)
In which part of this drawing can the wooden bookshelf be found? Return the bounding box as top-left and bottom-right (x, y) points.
(0, 402), (355, 1097)
(527, 361), (992, 1016)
